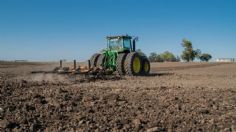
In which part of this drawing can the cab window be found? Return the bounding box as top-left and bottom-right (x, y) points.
(108, 38), (123, 50)
(123, 39), (131, 49)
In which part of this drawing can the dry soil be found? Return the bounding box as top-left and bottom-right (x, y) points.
(0, 61), (235, 131)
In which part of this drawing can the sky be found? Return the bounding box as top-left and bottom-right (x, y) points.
(0, 0), (235, 61)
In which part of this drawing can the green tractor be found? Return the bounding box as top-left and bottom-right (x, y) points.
(90, 35), (150, 76)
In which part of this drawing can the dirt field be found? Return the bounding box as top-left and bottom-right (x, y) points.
(0, 61), (236, 131)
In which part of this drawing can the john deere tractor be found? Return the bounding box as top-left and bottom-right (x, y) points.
(90, 35), (150, 76)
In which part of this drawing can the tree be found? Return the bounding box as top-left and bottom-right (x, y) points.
(149, 52), (164, 62)
(156, 54), (164, 62)
(181, 39), (201, 62)
(160, 51), (177, 62)
(149, 51), (178, 62)
(149, 52), (158, 62)
(194, 49), (202, 58)
(199, 53), (212, 62)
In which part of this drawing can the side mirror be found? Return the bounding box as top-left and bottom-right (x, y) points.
(132, 37), (138, 52)
(133, 40), (136, 51)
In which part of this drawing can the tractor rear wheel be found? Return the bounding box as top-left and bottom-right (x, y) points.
(141, 57), (150, 75)
(90, 53), (100, 68)
(116, 53), (128, 75)
(97, 54), (105, 68)
(125, 52), (142, 76)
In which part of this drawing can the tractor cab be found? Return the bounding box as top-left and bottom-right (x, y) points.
(106, 35), (136, 52)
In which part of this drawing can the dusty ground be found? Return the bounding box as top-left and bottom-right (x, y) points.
(0, 61), (236, 131)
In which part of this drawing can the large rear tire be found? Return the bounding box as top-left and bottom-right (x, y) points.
(141, 57), (150, 75)
(90, 53), (100, 68)
(125, 52), (142, 76)
(116, 53), (128, 75)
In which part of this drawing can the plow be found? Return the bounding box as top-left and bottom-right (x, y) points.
(32, 35), (150, 78)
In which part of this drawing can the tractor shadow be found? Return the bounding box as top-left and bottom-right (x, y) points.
(146, 72), (174, 77)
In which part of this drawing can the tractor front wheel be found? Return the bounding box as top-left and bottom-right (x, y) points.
(97, 54), (105, 68)
(90, 53), (100, 68)
(125, 52), (142, 76)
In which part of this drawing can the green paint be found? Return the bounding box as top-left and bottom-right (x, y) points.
(102, 50), (118, 71)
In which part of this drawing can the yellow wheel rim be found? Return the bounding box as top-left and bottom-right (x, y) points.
(144, 61), (149, 72)
(133, 56), (141, 73)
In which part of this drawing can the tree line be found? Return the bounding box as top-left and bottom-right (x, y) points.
(148, 39), (212, 62)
